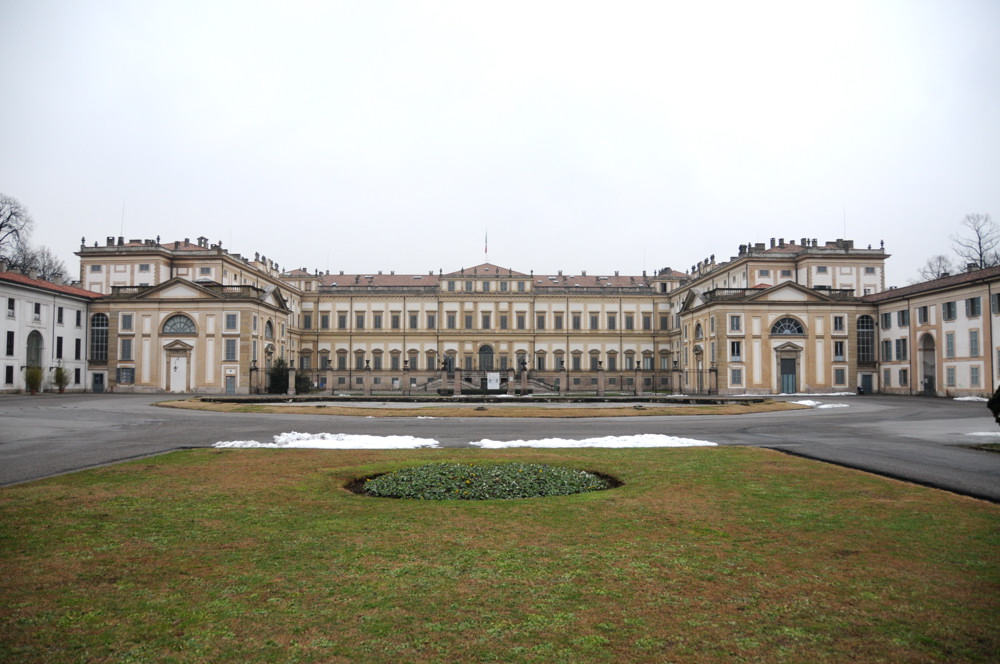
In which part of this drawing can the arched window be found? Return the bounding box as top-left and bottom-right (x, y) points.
(478, 344), (494, 371)
(163, 314), (196, 334)
(26, 330), (43, 367)
(857, 315), (875, 363)
(90, 313), (108, 361)
(264, 320), (274, 339)
(694, 323), (704, 339)
(770, 317), (804, 335)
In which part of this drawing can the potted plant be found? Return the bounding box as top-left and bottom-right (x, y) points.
(25, 365), (43, 395)
(54, 364), (69, 393)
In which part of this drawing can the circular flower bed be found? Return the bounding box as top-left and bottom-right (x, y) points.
(359, 462), (617, 500)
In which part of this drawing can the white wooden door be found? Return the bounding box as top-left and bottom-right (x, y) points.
(170, 356), (188, 392)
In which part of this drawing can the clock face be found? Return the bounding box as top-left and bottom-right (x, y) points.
(163, 315), (196, 334)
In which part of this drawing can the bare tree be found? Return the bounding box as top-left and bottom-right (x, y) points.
(6, 244), (68, 281)
(0, 193), (34, 259)
(951, 213), (999, 269)
(916, 254), (955, 281)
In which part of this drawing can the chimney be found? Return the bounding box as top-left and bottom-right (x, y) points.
(778, 238), (785, 247)
(770, 238), (776, 248)
(106, 236), (115, 246)
(967, 262), (979, 273)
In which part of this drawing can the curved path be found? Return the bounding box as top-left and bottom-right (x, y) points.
(1, 393), (998, 502)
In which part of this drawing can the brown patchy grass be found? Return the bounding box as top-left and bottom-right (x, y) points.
(158, 398), (808, 418)
(1, 447), (997, 664)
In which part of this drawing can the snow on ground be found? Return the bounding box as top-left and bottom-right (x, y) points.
(966, 431), (1000, 437)
(213, 432), (717, 449)
(470, 434), (716, 448)
(779, 392), (855, 397)
(213, 432), (440, 449)
(955, 396), (988, 402)
(792, 400), (850, 409)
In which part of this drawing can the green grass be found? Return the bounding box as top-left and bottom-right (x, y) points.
(1, 447), (998, 663)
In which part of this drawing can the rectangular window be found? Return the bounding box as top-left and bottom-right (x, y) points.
(897, 310), (909, 326)
(500, 281), (508, 292)
(517, 314), (526, 330)
(391, 355), (400, 370)
(590, 315), (599, 330)
(730, 315), (741, 332)
(895, 338), (908, 361)
(74, 368), (80, 384)
(883, 368), (892, 387)
(199, 267), (211, 275)
(834, 340), (845, 361)
(555, 314), (563, 330)
(536, 356), (545, 371)
(391, 314), (400, 330)
(899, 369), (908, 387)
(945, 332), (955, 358)
(338, 314), (347, 329)
(465, 281), (473, 292)
(74, 338), (81, 360)
(917, 306), (928, 324)
(943, 301), (957, 321)
(881, 340), (893, 360)
(482, 314), (491, 329)
(780, 269), (792, 278)
(572, 356), (581, 371)
(611, 355), (621, 371)
(590, 356), (600, 371)
(946, 366), (956, 386)
(817, 266), (828, 274)
(730, 341), (742, 362)
(373, 314), (382, 329)
(971, 366), (981, 387)
(463, 356), (472, 371)
(253, 314), (258, 331)
(117, 367), (135, 384)
(33, 302), (41, 321)
(56, 336), (63, 359)
(302, 313), (312, 330)
(625, 315), (634, 330)
(607, 314), (616, 330)
(966, 297), (982, 317)
(355, 314), (365, 329)
(6, 331), (15, 356)
(225, 338), (237, 361)
(660, 315), (669, 330)
(139, 264), (150, 272)
(373, 355), (383, 370)
(642, 315), (651, 330)
(834, 368), (846, 385)
(120, 338), (133, 361)
(76, 310), (82, 327)
(409, 314), (418, 329)
(758, 269), (770, 277)
(537, 314), (545, 330)
(337, 355), (347, 370)
(992, 293), (1000, 314)
(880, 313), (892, 329)
(89, 264), (102, 272)
(321, 314), (330, 329)
(572, 314), (581, 330)
(356, 354), (365, 370)
(120, 313), (133, 331)
(447, 313), (456, 329)
(865, 266), (876, 274)
(225, 313), (238, 330)
(482, 281), (490, 293)
(427, 313), (436, 329)
(833, 315), (845, 332)
(448, 281), (455, 292)
(518, 282), (525, 292)
(6, 298), (13, 316)
(57, 307), (64, 325)
(970, 330), (980, 357)
(464, 315), (473, 330)
(499, 315), (508, 330)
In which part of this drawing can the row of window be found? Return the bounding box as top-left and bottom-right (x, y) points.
(6, 298), (83, 326)
(3, 365), (83, 385)
(882, 297), (992, 328)
(304, 312), (664, 332)
(445, 280), (528, 293)
(298, 352), (662, 372)
(5, 330), (83, 361)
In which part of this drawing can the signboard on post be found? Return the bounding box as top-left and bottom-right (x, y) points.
(487, 372), (501, 390)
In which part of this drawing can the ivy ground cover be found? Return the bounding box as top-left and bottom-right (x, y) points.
(1, 447), (997, 663)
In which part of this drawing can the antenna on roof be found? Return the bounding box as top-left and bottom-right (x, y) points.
(120, 202), (125, 237)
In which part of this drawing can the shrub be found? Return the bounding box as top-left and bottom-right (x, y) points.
(24, 365), (44, 393)
(361, 462), (613, 500)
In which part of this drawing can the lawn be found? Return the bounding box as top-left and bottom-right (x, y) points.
(1, 447), (997, 663)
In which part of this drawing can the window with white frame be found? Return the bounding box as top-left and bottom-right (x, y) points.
(970, 330), (980, 357)
(834, 368), (846, 385)
(946, 366), (956, 386)
(225, 338), (237, 361)
(120, 338), (133, 361)
(730, 340), (742, 361)
(834, 340), (845, 361)
(731, 368), (743, 386)
(971, 366), (981, 387)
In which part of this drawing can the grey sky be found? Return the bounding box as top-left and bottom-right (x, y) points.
(2, 0), (998, 284)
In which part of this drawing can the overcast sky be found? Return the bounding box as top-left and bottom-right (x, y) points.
(2, 0), (997, 285)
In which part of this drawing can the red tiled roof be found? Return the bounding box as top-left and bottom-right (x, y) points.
(0, 271), (103, 299)
(863, 265), (1000, 302)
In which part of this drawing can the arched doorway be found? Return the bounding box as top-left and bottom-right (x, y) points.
(478, 345), (494, 371)
(26, 330), (43, 367)
(919, 333), (936, 395)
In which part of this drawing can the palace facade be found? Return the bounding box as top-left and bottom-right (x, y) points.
(53, 234), (999, 397)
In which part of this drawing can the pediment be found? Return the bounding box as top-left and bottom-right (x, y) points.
(773, 341), (804, 353)
(259, 285), (290, 311)
(163, 339), (194, 351)
(679, 289), (704, 313)
(129, 278), (223, 301)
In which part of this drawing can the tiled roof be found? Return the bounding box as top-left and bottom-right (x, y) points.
(0, 271), (103, 299)
(442, 263), (529, 277)
(321, 273), (441, 288)
(863, 265), (1000, 303)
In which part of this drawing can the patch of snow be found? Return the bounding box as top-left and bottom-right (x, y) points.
(781, 392), (855, 397)
(470, 434), (717, 448)
(955, 396), (988, 402)
(792, 400), (850, 409)
(213, 432), (440, 449)
(966, 431), (1000, 437)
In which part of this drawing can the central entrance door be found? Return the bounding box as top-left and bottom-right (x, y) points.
(780, 358), (797, 393)
(478, 345), (494, 371)
(169, 355), (188, 393)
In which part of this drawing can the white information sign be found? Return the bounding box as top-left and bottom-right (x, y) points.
(487, 372), (501, 390)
